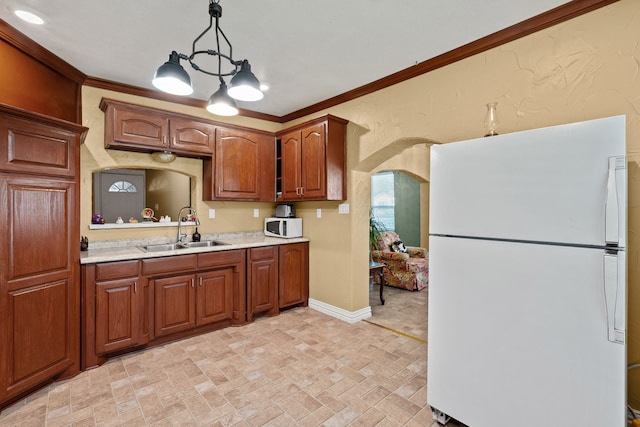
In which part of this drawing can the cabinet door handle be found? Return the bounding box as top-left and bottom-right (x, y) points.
(300, 187), (304, 196)
(134, 281), (137, 293)
(172, 136), (176, 145)
(191, 278), (195, 288)
(163, 135), (167, 145)
(199, 277), (203, 287)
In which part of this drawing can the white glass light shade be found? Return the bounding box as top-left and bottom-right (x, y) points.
(152, 52), (193, 96)
(206, 82), (239, 116)
(151, 151), (177, 163)
(228, 60), (263, 101)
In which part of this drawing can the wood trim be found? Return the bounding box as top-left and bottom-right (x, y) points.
(5, 0), (616, 124)
(0, 19), (85, 84)
(0, 103), (88, 139)
(280, 0), (619, 122)
(84, 76), (281, 123)
(0, 19), (85, 123)
(98, 97), (275, 136)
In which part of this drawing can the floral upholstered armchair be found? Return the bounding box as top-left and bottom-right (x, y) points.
(371, 231), (428, 291)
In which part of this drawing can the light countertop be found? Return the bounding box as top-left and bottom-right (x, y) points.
(80, 231), (308, 264)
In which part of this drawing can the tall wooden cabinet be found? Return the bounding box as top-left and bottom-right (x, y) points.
(0, 104), (87, 407)
(277, 115), (347, 201)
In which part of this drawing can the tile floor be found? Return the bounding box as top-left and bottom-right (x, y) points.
(0, 290), (431, 427)
(366, 285), (427, 344)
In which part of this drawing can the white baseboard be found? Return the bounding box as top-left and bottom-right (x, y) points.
(308, 298), (372, 324)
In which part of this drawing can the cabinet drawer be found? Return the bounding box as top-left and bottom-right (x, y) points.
(142, 255), (197, 275)
(95, 260), (140, 281)
(198, 249), (244, 268)
(249, 246), (277, 261)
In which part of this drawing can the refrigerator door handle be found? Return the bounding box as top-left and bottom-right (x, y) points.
(605, 156), (625, 246)
(603, 253), (625, 344)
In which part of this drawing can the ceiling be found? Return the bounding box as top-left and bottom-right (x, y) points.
(1, 0), (571, 118)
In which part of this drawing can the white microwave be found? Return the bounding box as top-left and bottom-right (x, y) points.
(264, 217), (302, 238)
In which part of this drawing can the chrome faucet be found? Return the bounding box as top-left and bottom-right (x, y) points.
(176, 206), (200, 244)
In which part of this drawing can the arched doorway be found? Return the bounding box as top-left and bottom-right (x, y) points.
(371, 170), (421, 246)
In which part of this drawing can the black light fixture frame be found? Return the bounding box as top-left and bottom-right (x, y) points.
(174, 0), (245, 82)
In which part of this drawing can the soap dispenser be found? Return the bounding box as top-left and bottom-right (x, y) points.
(192, 228), (201, 242)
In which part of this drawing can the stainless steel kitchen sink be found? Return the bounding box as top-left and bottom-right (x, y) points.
(180, 240), (224, 248)
(140, 240), (227, 252)
(141, 243), (183, 252)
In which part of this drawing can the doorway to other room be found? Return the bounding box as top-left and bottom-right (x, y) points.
(371, 170), (421, 246)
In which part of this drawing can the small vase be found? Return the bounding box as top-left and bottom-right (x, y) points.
(484, 102), (499, 137)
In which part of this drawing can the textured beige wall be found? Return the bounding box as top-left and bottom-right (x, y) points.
(80, 0), (640, 406)
(305, 0), (639, 407)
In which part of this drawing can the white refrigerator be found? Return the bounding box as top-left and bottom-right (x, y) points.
(427, 116), (627, 426)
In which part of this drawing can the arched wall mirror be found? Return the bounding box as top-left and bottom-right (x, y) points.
(93, 168), (191, 224)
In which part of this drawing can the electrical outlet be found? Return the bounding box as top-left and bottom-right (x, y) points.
(338, 203), (349, 214)
(253, 208), (259, 218)
(316, 208), (322, 218)
(208, 209), (215, 219)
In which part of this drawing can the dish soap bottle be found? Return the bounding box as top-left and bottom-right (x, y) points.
(192, 228), (201, 242)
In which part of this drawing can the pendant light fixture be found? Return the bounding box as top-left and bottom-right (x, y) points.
(152, 0), (263, 116)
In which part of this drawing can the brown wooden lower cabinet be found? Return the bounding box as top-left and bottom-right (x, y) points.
(153, 268), (234, 337)
(154, 273), (196, 337)
(248, 246), (279, 321)
(197, 268), (234, 326)
(95, 278), (141, 354)
(82, 249), (250, 370)
(279, 242), (310, 309)
(81, 244), (308, 371)
(82, 260), (148, 369)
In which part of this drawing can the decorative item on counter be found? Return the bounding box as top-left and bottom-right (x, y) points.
(159, 215), (172, 223)
(192, 228), (201, 242)
(80, 236), (89, 251)
(129, 217), (138, 223)
(141, 207), (156, 221)
(484, 102), (499, 137)
(91, 214), (104, 224)
(116, 216), (124, 224)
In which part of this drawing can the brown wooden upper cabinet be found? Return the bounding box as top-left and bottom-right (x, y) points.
(100, 98), (215, 157)
(203, 127), (275, 201)
(99, 99), (348, 203)
(276, 115), (347, 201)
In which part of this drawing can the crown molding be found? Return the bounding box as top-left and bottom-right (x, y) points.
(280, 0), (619, 123)
(1, 0), (619, 124)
